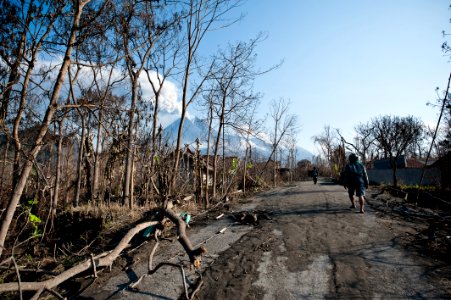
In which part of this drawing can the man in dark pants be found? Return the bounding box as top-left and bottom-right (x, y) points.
(312, 167), (318, 184)
(343, 153), (369, 213)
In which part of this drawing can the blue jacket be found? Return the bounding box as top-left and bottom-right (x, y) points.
(343, 161), (369, 187)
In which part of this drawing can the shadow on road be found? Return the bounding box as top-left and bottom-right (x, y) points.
(268, 207), (352, 218)
(318, 181), (338, 186)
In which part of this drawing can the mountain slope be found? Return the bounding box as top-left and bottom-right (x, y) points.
(163, 117), (314, 161)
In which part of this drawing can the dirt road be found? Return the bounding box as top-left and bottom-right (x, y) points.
(81, 180), (450, 299)
(198, 180), (449, 299)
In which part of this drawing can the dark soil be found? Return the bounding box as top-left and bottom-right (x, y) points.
(368, 187), (451, 265)
(196, 183), (451, 299)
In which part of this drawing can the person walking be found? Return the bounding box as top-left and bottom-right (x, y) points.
(342, 153), (369, 213)
(312, 167), (318, 184)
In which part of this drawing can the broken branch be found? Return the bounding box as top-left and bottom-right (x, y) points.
(0, 221), (158, 294)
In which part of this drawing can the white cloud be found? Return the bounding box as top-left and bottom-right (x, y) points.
(158, 109), (183, 128)
(255, 131), (272, 144)
(31, 57), (186, 127)
(138, 71), (185, 124)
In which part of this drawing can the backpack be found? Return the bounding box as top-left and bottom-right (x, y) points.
(342, 162), (365, 186)
(339, 170), (348, 186)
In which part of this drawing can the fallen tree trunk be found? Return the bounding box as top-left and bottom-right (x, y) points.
(0, 220), (158, 295)
(165, 208), (207, 268)
(0, 207), (207, 298)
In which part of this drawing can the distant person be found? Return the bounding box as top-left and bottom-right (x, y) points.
(342, 153), (369, 213)
(311, 167), (318, 184)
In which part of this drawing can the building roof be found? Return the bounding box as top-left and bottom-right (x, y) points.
(370, 155), (437, 169)
(406, 157), (437, 168)
(372, 156), (406, 169)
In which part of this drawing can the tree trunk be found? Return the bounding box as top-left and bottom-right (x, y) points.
(173, 98), (188, 193)
(204, 103), (213, 208)
(222, 122), (226, 196)
(0, 137), (9, 195)
(273, 114), (279, 187)
(123, 74), (140, 209)
(273, 144), (277, 187)
(212, 93), (226, 198)
(150, 91), (160, 173)
(11, 54), (35, 189)
(392, 162), (398, 188)
(389, 155), (398, 187)
(52, 120), (64, 225)
(92, 107), (103, 201)
(212, 121), (223, 199)
(83, 135), (94, 201)
(243, 144), (249, 194)
(75, 113), (86, 207)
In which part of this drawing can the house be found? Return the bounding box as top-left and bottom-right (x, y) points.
(430, 152), (451, 189)
(367, 155), (441, 186)
(372, 156), (407, 169)
(175, 146), (214, 186)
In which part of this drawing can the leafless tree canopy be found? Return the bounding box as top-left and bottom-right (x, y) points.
(0, 1), (301, 295)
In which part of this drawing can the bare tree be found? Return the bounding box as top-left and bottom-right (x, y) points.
(199, 90), (215, 207)
(352, 123), (377, 164)
(268, 98), (298, 187)
(111, 0), (175, 208)
(79, 23), (124, 203)
(143, 27), (182, 165)
(369, 115), (424, 187)
(284, 127), (299, 182)
(312, 125), (337, 170)
(207, 37), (264, 198)
(171, 0), (242, 193)
(237, 100), (263, 193)
(336, 123), (377, 166)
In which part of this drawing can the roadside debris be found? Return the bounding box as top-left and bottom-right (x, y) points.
(218, 227), (227, 234)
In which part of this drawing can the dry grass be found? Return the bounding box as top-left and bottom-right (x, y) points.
(65, 201), (159, 233)
(69, 201), (154, 216)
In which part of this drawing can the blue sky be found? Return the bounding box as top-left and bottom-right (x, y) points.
(198, 0), (451, 155)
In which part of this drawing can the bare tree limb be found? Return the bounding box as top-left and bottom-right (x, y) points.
(11, 256), (23, 300)
(0, 221), (158, 293)
(419, 72), (451, 186)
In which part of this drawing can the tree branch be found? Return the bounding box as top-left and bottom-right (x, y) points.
(0, 221), (158, 293)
